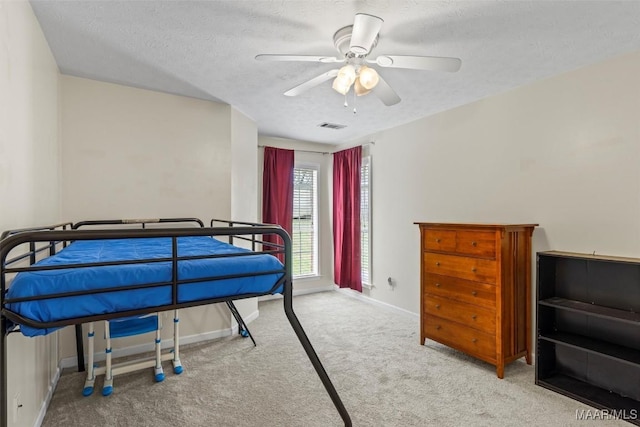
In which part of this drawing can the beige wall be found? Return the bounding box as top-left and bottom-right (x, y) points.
(60, 75), (232, 222)
(58, 75), (240, 359)
(0, 1), (60, 426)
(0, 1), (60, 229)
(231, 108), (258, 223)
(258, 136), (337, 293)
(229, 108), (259, 321)
(355, 51), (640, 330)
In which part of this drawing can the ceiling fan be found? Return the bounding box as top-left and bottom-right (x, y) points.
(255, 13), (461, 107)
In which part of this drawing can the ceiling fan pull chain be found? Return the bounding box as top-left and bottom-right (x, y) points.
(344, 93), (348, 108)
(353, 89), (357, 114)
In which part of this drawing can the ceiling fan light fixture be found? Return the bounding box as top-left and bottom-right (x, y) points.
(332, 64), (357, 95)
(358, 65), (379, 90)
(354, 78), (371, 96)
(337, 64), (356, 85)
(332, 76), (352, 95)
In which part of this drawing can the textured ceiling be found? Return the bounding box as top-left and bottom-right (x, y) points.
(31, 1), (640, 145)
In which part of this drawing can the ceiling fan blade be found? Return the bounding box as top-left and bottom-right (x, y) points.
(349, 13), (383, 54)
(255, 54), (343, 63)
(370, 55), (462, 72)
(372, 74), (401, 106)
(284, 69), (340, 97)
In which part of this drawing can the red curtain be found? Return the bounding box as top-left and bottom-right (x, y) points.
(262, 147), (294, 262)
(333, 146), (362, 291)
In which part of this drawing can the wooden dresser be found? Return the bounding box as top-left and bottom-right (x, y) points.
(416, 222), (537, 378)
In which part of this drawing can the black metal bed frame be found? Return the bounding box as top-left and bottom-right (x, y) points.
(0, 218), (351, 427)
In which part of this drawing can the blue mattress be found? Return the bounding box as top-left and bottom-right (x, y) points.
(6, 236), (284, 337)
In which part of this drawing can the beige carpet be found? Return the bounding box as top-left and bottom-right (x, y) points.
(42, 291), (626, 426)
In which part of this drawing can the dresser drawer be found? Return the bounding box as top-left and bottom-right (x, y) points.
(455, 231), (496, 258)
(424, 252), (497, 284)
(424, 274), (496, 309)
(424, 294), (495, 334)
(423, 229), (456, 252)
(423, 315), (496, 362)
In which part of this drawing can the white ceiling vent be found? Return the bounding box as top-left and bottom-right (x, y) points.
(318, 122), (347, 130)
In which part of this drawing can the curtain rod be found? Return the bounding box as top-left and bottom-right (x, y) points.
(258, 145), (330, 155)
(258, 141), (374, 155)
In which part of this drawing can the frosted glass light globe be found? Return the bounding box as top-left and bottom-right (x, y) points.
(358, 66), (379, 90)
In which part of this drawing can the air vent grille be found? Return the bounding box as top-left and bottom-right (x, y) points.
(317, 122), (346, 130)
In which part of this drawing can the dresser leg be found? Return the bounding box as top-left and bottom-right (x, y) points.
(525, 350), (532, 365)
(496, 363), (504, 379)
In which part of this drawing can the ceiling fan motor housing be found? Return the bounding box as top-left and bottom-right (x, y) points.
(333, 25), (378, 57)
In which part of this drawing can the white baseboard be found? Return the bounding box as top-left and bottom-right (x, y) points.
(259, 284), (335, 302)
(60, 310), (259, 370)
(34, 365), (61, 427)
(335, 286), (420, 318)
(262, 284), (419, 319)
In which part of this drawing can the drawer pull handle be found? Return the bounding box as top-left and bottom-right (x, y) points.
(436, 238), (441, 243)
(472, 241), (477, 247)
(436, 262), (440, 266)
(435, 304), (441, 309)
(471, 314), (477, 320)
(435, 325), (441, 330)
(435, 283), (441, 287)
(471, 338), (477, 343)
(471, 267), (477, 272)
(471, 291), (477, 296)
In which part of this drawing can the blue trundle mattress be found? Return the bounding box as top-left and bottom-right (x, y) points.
(7, 236), (284, 336)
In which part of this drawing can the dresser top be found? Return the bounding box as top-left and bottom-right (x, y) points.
(414, 222), (538, 230)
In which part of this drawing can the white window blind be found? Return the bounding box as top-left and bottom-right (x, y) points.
(292, 167), (318, 278)
(361, 157), (371, 285)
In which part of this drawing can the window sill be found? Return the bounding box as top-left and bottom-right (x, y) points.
(293, 274), (322, 281)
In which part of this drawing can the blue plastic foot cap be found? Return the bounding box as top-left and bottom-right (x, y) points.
(82, 387), (93, 397)
(155, 373), (165, 382)
(102, 386), (113, 397)
(174, 366), (183, 375)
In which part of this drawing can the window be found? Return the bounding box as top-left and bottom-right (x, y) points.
(361, 156), (371, 285)
(292, 166), (318, 278)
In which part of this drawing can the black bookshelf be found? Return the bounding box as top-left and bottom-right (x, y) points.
(536, 251), (640, 425)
